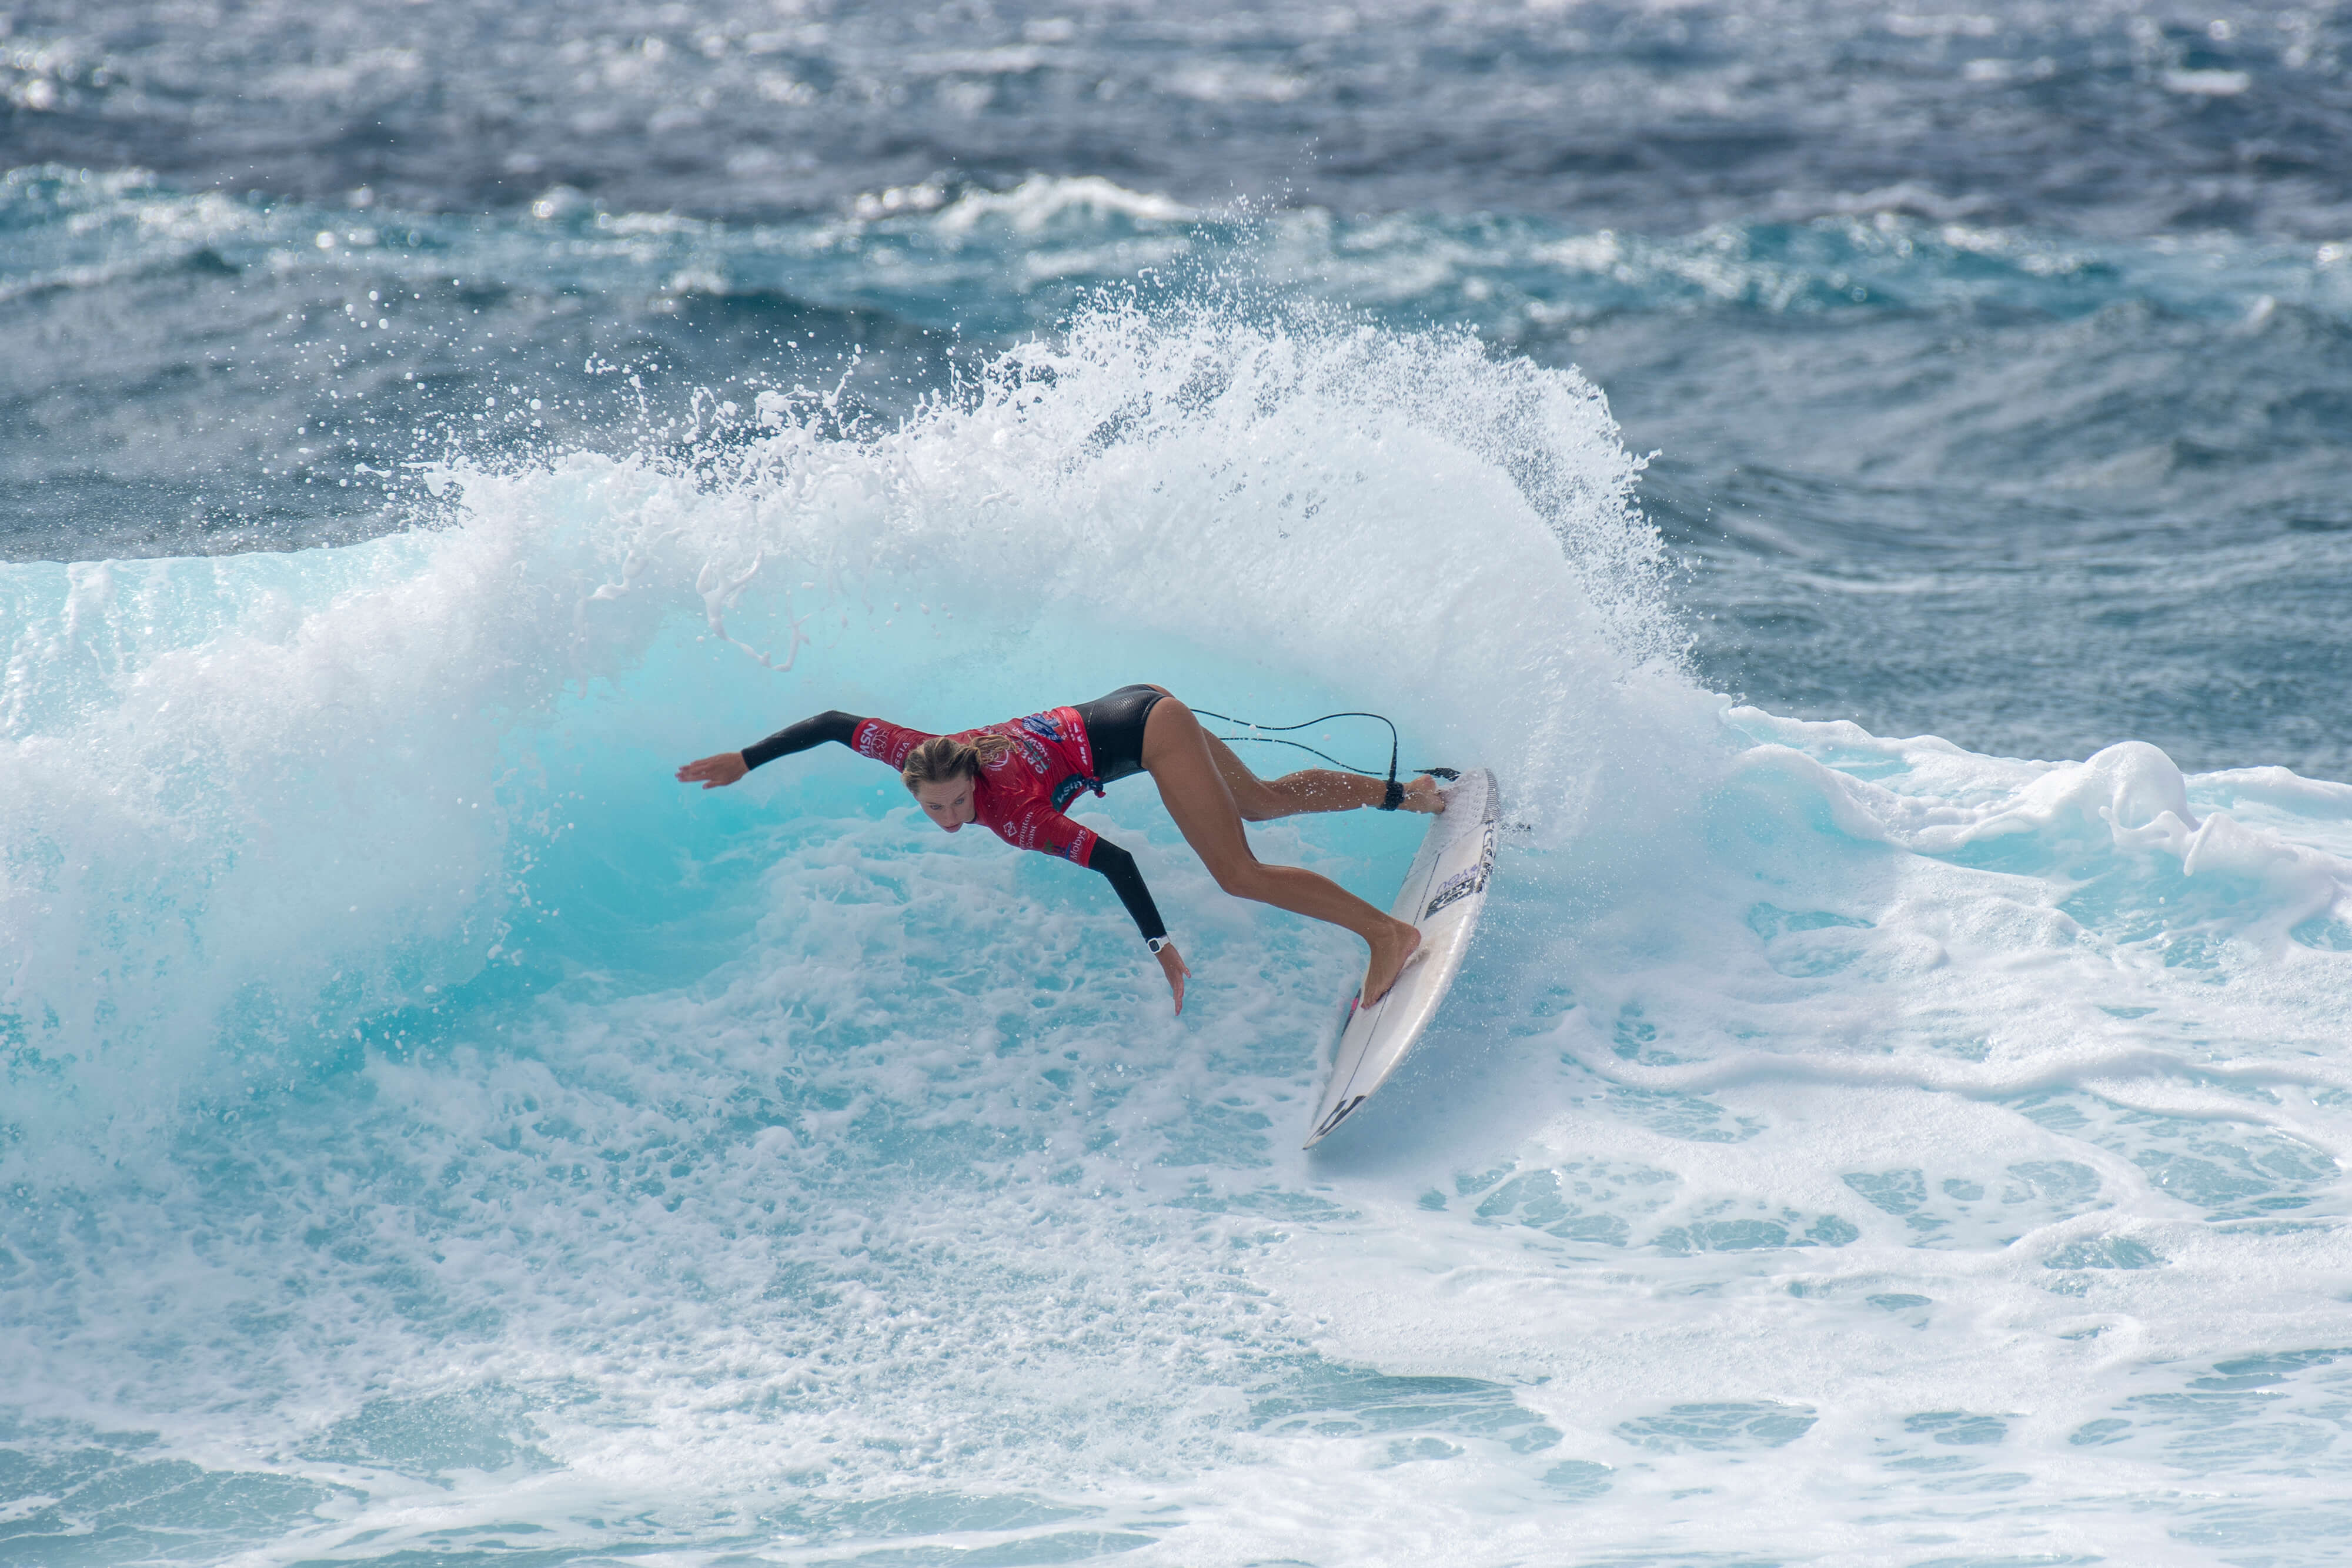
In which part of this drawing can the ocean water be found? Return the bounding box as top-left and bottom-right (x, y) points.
(6, 3), (2352, 1565)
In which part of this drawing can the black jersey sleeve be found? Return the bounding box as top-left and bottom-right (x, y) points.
(741, 710), (861, 771)
(1084, 840), (1168, 944)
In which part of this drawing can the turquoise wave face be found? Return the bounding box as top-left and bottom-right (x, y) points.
(5, 305), (2351, 1566)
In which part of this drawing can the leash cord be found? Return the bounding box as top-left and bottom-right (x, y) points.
(1187, 708), (1458, 788)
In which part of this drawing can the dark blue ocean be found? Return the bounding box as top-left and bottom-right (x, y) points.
(5, 4), (2352, 1564)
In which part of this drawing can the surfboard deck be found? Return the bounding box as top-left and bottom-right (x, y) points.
(1304, 768), (1499, 1148)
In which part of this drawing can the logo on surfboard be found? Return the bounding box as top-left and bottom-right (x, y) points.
(1422, 824), (1498, 921)
(1312, 1094), (1368, 1141)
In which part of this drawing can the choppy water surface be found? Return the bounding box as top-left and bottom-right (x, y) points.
(5, 4), (2352, 1566)
(11, 0), (2352, 235)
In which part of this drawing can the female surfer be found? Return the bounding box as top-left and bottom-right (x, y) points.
(675, 685), (1444, 1014)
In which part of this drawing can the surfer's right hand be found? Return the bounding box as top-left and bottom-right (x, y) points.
(676, 751), (749, 790)
(1154, 941), (1191, 1015)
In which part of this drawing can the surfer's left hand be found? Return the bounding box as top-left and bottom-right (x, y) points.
(1154, 941), (1191, 1015)
(677, 751), (748, 789)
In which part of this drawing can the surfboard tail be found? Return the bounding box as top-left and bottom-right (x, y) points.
(1302, 768), (1499, 1148)
(1305, 1094), (1369, 1148)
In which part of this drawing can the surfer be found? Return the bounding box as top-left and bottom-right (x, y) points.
(676, 684), (1443, 1015)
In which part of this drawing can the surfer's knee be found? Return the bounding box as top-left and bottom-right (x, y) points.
(1207, 857), (1271, 900)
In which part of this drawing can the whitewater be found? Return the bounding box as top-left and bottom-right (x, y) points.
(6, 282), (2351, 1565)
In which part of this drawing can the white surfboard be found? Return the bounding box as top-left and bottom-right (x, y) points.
(1304, 768), (1500, 1148)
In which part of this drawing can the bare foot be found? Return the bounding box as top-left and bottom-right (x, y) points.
(1399, 774), (1446, 814)
(1360, 919), (1424, 1005)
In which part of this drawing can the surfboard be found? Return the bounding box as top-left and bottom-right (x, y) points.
(1304, 768), (1500, 1148)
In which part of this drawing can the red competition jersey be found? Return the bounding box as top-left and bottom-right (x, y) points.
(851, 708), (1107, 865)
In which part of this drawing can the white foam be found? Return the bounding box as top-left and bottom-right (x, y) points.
(931, 175), (1195, 236)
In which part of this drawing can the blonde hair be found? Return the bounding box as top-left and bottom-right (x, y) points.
(901, 731), (1012, 793)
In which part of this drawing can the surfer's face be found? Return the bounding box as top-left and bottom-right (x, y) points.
(913, 775), (978, 831)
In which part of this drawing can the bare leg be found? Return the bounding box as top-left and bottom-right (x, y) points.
(1197, 733), (1444, 822)
(1141, 697), (1422, 1003)
(1147, 686), (1441, 821)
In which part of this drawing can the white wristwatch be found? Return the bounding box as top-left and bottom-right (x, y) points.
(1147, 936), (1171, 954)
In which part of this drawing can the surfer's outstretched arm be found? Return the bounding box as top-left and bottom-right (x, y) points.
(676, 710), (863, 789)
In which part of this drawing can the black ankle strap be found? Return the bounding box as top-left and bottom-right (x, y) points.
(1379, 778), (1404, 811)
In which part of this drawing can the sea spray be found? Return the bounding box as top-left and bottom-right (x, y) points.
(2, 302), (1690, 1141)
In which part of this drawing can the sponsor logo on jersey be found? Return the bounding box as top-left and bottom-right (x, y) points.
(993, 727), (1050, 774)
